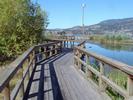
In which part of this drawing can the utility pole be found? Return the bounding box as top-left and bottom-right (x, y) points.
(82, 3), (86, 35)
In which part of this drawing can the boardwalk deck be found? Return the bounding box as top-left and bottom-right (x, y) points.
(23, 48), (107, 100)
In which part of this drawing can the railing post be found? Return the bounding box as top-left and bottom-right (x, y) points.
(70, 41), (72, 48)
(73, 48), (76, 65)
(19, 82), (24, 98)
(77, 50), (81, 69)
(19, 67), (24, 98)
(49, 46), (53, 56)
(60, 41), (62, 52)
(127, 76), (133, 97)
(73, 41), (74, 47)
(55, 44), (57, 54)
(74, 48), (78, 67)
(29, 54), (33, 76)
(64, 41), (66, 48)
(2, 83), (10, 100)
(87, 56), (93, 79)
(34, 48), (39, 62)
(27, 58), (30, 79)
(67, 41), (68, 48)
(44, 47), (47, 59)
(99, 62), (106, 92)
(65, 41), (67, 48)
(45, 46), (49, 58)
(85, 55), (88, 76)
(32, 51), (35, 70)
(88, 70), (93, 79)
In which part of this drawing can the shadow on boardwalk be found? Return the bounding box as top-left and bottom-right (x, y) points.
(23, 48), (72, 100)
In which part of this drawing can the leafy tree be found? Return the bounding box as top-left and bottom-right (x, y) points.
(0, 0), (48, 64)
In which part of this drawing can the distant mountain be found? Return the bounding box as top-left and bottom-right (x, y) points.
(48, 18), (133, 35)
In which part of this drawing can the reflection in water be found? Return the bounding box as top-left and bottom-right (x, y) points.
(85, 42), (133, 66)
(102, 43), (133, 51)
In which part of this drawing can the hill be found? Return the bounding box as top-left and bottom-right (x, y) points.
(48, 18), (133, 35)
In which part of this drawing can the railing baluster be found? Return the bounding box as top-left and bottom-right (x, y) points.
(29, 54), (33, 76)
(2, 83), (10, 100)
(44, 47), (46, 59)
(67, 41), (68, 48)
(99, 62), (106, 92)
(19, 67), (24, 98)
(27, 58), (30, 80)
(49, 46), (53, 57)
(32, 51), (35, 70)
(72, 41), (74, 47)
(55, 44), (57, 54)
(63, 41), (64, 48)
(87, 56), (93, 79)
(70, 41), (72, 48)
(77, 50), (81, 69)
(85, 55), (88, 76)
(127, 76), (133, 97)
(60, 42), (62, 53)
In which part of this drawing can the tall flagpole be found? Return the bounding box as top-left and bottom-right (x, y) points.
(82, 3), (86, 35)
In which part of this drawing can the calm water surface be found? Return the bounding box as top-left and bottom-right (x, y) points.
(85, 42), (133, 66)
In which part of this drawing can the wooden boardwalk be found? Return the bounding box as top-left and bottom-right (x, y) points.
(1, 40), (133, 100)
(23, 48), (107, 100)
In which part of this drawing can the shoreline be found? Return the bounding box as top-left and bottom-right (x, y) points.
(88, 40), (133, 45)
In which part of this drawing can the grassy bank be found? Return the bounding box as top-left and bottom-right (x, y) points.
(89, 34), (133, 45)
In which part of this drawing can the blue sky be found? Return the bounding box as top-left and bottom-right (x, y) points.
(36, 0), (133, 29)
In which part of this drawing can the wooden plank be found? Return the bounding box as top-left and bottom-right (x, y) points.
(26, 63), (39, 100)
(54, 52), (105, 100)
(28, 65), (40, 99)
(23, 49), (110, 100)
(56, 54), (79, 100)
(45, 64), (53, 100)
(54, 62), (72, 100)
(44, 64), (49, 100)
(54, 54), (76, 100)
(60, 65), (84, 100)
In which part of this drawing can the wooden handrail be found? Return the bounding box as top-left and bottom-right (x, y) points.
(49, 35), (89, 42)
(77, 41), (86, 47)
(75, 46), (133, 76)
(74, 42), (133, 99)
(0, 41), (62, 100)
(0, 46), (34, 92)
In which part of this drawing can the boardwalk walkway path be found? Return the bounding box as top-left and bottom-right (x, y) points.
(23, 48), (107, 100)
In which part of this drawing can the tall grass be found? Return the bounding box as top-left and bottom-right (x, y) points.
(89, 34), (131, 44)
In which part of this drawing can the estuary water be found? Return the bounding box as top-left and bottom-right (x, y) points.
(85, 42), (133, 66)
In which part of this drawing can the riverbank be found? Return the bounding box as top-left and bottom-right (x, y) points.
(89, 34), (133, 45)
(90, 40), (133, 45)
(85, 42), (133, 66)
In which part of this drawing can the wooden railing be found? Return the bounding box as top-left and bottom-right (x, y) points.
(2, 38), (133, 100)
(0, 41), (62, 100)
(49, 35), (89, 42)
(74, 41), (133, 100)
(50, 35), (75, 40)
(77, 41), (86, 47)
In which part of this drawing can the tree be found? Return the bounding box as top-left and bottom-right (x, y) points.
(0, 0), (48, 64)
